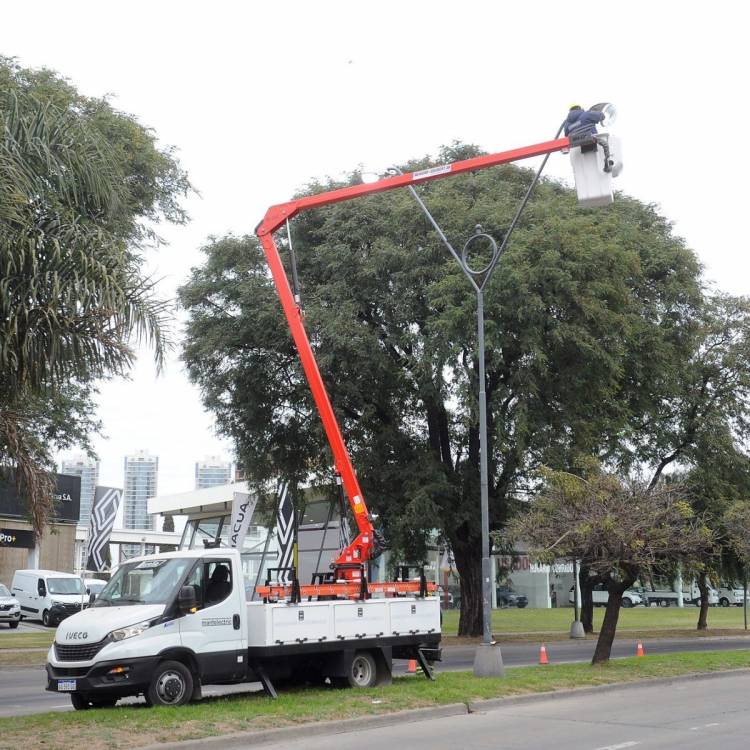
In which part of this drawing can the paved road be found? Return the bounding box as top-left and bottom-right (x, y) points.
(2, 635), (750, 718)
(251, 671), (750, 750)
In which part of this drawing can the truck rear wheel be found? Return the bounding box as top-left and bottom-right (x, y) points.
(347, 651), (377, 688)
(147, 660), (194, 707)
(720, 597), (730, 607)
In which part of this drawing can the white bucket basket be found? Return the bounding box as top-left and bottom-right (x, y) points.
(570, 134), (622, 208)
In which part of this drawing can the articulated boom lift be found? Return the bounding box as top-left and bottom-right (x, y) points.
(254, 136), (571, 600)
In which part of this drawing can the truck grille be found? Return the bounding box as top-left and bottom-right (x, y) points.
(54, 638), (108, 662)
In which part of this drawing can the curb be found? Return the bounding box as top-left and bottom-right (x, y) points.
(139, 668), (750, 750)
(139, 703), (469, 750)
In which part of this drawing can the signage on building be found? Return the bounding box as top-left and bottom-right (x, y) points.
(0, 528), (35, 549)
(0, 473), (81, 524)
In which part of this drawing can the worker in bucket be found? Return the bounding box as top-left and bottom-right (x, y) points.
(564, 105), (613, 172)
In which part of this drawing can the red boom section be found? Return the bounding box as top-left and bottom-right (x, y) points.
(256, 136), (570, 571)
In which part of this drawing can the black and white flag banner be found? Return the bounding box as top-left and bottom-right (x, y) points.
(275, 481), (294, 583)
(228, 491), (258, 549)
(86, 486), (122, 572)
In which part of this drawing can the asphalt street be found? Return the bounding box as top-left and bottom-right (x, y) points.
(2, 635), (750, 717)
(250, 671), (750, 750)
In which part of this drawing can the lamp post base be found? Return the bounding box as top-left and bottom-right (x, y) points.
(473, 642), (505, 678)
(570, 620), (586, 639)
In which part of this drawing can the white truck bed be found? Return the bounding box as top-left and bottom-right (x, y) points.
(246, 597), (440, 647)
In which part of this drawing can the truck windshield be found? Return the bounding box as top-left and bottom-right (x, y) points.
(47, 578), (84, 595)
(95, 558), (191, 606)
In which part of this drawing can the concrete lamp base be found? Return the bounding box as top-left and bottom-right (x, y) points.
(570, 620), (586, 639)
(472, 642), (505, 678)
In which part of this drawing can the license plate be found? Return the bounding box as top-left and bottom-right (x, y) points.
(57, 680), (76, 691)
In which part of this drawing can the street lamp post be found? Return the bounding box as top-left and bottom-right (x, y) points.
(391, 124), (566, 676)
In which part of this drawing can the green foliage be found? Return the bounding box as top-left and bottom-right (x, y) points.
(0, 58), (190, 533)
(181, 144), (707, 635)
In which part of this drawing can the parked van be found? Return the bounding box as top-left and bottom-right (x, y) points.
(569, 583), (643, 608)
(11, 570), (87, 627)
(83, 578), (108, 597)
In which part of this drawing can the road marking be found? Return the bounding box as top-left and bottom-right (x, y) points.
(592, 743), (640, 750)
(690, 723), (720, 731)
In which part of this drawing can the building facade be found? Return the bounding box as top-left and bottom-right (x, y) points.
(123, 451), (158, 532)
(195, 456), (232, 489)
(60, 455), (99, 526)
(0, 473), (81, 585)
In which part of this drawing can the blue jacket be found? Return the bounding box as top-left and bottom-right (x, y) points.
(564, 109), (605, 137)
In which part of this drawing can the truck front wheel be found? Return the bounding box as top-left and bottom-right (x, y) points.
(347, 651), (377, 688)
(147, 660), (194, 707)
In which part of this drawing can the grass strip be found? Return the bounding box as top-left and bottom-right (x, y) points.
(5, 649), (750, 750)
(0, 632), (55, 650)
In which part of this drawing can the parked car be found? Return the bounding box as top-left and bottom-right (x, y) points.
(0, 583), (20, 628)
(496, 586), (528, 608)
(569, 583), (643, 608)
(716, 583), (748, 607)
(11, 569), (88, 627)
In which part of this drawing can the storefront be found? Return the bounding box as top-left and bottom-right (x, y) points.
(0, 473), (81, 586)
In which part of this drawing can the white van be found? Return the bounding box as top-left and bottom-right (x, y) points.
(11, 570), (87, 627)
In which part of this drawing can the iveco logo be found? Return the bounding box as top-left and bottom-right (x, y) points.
(65, 632), (88, 640)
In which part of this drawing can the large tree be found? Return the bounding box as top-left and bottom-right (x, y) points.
(181, 143), (703, 635)
(0, 58), (191, 533)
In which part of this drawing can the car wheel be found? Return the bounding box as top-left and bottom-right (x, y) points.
(720, 598), (730, 607)
(517, 602), (527, 608)
(347, 651), (377, 688)
(70, 693), (90, 711)
(42, 609), (51, 627)
(621, 598), (633, 608)
(147, 660), (194, 707)
(8, 621), (19, 629)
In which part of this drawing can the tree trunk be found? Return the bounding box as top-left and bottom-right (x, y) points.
(591, 576), (634, 664)
(696, 572), (709, 631)
(579, 565), (604, 634)
(452, 541), (483, 637)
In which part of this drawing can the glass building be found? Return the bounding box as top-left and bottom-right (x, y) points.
(123, 450), (158, 532)
(195, 456), (232, 489)
(60, 455), (99, 526)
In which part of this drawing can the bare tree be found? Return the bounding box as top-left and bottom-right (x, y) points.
(506, 464), (714, 663)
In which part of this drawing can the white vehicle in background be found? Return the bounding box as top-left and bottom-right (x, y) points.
(641, 582), (718, 607)
(569, 584), (643, 608)
(0, 583), (21, 628)
(84, 579), (109, 597)
(11, 569), (88, 627)
(716, 583), (749, 607)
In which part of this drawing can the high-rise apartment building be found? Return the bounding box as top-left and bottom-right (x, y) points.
(60, 455), (99, 526)
(123, 450), (158, 531)
(195, 456), (232, 489)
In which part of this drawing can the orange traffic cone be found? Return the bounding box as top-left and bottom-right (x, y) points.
(636, 641), (645, 657)
(539, 643), (549, 665)
(407, 658), (417, 673)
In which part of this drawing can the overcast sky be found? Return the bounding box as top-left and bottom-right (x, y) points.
(2, 1), (748, 497)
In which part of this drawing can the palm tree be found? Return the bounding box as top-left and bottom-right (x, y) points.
(0, 87), (171, 535)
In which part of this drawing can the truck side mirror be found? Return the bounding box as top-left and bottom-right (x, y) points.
(89, 593), (96, 605)
(37, 581), (46, 597)
(178, 585), (197, 613)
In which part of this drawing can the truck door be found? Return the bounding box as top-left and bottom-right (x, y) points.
(179, 557), (247, 682)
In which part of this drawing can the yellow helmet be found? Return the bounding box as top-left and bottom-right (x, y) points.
(569, 103), (583, 110)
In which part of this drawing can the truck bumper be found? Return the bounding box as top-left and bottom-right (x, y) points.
(46, 656), (159, 698)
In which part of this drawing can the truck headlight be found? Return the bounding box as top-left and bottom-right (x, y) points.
(111, 620), (151, 641)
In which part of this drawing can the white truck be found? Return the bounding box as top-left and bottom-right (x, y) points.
(641, 582), (718, 607)
(45, 548), (441, 709)
(716, 583), (749, 607)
